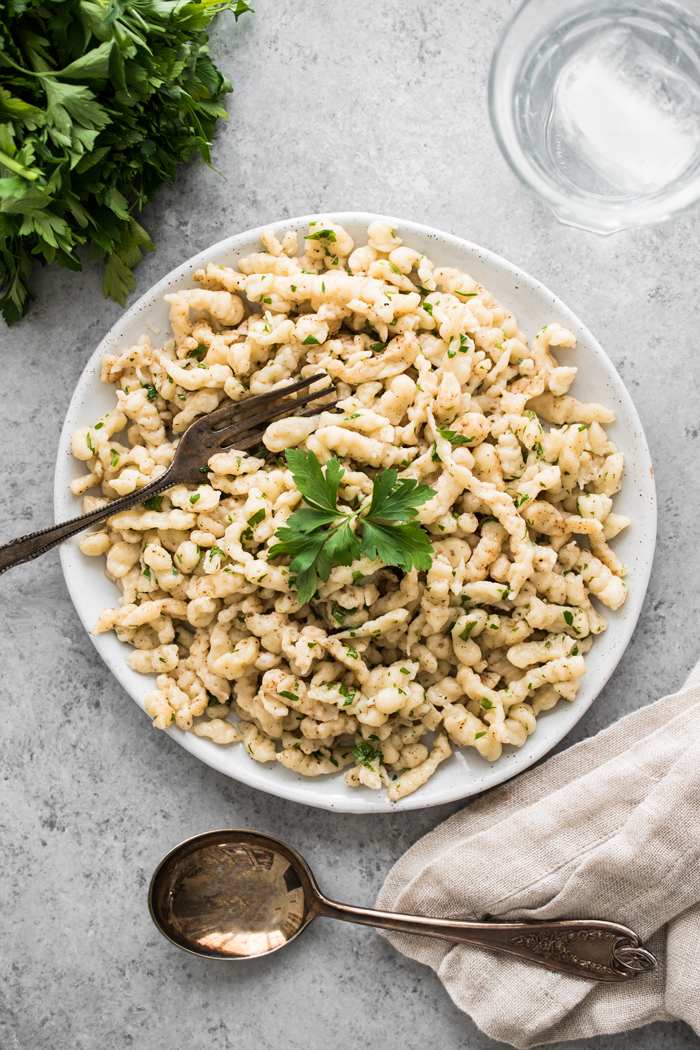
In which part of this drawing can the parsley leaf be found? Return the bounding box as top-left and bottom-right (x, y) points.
(339, 682), (356, 706)
(305, 229), (337, 241)
(278, 690), (299, 703)
(364, 469), (434, 522)
(361, 519), (433, 572)
(324, 517), (362, 566)
(269, 450), (434, 603)
(352, 740), (381, 769)
(142, 494), (164, 512)
(436, 426), (475, 446)
(293, 566), (320, 606)
(284, 449), (346, 515)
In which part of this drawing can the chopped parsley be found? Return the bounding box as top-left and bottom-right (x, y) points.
(351, 740), (381, 769)
(142, 494), (164, 512)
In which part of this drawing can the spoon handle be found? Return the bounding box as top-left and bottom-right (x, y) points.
(316, 898), (656, 982)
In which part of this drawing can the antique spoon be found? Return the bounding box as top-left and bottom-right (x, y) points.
(148, 829), (657, 981)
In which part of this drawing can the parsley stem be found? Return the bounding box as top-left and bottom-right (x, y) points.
(0, 150), (39, 180)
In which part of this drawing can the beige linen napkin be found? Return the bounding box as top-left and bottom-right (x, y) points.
(376, 660), (700, 1048)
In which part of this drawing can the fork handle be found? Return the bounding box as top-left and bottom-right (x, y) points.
(0, 470), (176, 575)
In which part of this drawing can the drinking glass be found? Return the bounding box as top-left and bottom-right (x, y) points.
(489, 0), (700, 233)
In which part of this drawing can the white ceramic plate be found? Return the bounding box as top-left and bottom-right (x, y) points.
(55, 212), (656, 813)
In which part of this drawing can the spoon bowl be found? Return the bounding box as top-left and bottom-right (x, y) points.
(149, 829), (658, 980)
(149, 830), (319, 959)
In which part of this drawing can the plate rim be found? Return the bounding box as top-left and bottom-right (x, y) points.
(54, 210), (657, 813)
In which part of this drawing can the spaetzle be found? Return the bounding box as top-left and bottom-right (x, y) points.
(70, 219), (630, 801)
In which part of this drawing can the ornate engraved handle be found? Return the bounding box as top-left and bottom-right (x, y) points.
(480, 922), (658, 980)
(317, 898), (658, 982)
(0, 470), (174, 575)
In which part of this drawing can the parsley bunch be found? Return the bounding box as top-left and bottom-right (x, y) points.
(269, 449), (435, 606)
(0, 0), (253, 325)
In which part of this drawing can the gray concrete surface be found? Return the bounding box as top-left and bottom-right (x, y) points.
(2, 1), (699, 1048)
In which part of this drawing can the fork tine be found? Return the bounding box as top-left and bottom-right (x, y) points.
(231, 400), (340, 452)
(209, 386), (335, 449)
(299, 400), (340, 418)
(202, 373), (330, 429)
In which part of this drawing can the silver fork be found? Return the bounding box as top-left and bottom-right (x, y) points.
(0, 374), (335, 575)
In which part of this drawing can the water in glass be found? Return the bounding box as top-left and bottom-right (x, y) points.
(492, 1), (700, 232)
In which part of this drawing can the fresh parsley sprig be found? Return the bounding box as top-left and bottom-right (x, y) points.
(268, 449), (435, 605)
(0, 0), (253, 325)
